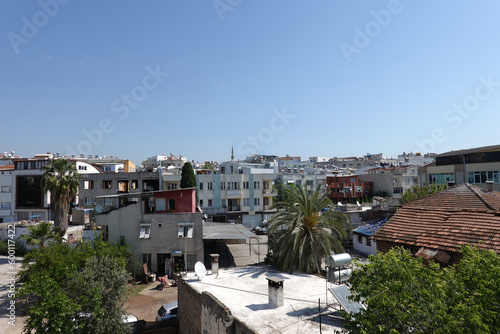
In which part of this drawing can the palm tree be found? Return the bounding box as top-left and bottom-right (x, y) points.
(267, 183), (351, 274)
(20, 222), (61, 248)
(41, 159), (80, 235)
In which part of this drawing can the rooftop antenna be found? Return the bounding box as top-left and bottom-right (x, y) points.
(231, 145), (234, 161)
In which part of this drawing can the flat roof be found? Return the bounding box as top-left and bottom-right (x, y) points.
(184, 266), (344, 333)
(203, 222), (257, 240)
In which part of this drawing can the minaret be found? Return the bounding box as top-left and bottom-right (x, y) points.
(231, 146), (234, 161)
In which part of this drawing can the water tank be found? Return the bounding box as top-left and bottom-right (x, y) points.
(326, 253), (352, 267)
(327, 268), (353, 283)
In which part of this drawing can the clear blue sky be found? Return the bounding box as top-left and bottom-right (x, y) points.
(2, 1), (500, 165)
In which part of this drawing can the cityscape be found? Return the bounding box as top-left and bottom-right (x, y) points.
(3, 1), (500, 333)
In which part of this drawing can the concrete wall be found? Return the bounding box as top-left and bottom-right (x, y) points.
(178, 280), (256, 334)
(96, 201), (204, 274)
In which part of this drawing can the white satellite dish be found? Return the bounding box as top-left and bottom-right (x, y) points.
(337, 202), (342, 206)
(95, 205), (104, 213)
(194, 261), (206, 280)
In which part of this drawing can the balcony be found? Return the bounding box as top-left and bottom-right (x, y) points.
(202, 207), (227, 214)
(226, 190), (242, 197)
(227, 205), (241, 212)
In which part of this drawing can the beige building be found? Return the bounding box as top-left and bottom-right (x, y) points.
(420, 144), (500, 191)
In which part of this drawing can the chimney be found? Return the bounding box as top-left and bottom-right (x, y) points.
(210, 254), (219, 276)
(486, 180), (493, 192)
(266, 276), (284, 308)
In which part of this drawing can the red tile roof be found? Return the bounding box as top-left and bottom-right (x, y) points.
(373, 184), (500, 253)
(0, 164), (14, 171)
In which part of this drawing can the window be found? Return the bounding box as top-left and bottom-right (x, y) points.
(263, 181), (270, 189)
(84, 180), (94, 189)
(254, 198), (260, 206)
(405, 178), (411, 185)
(156, 198), (166, 211)
(207, 182), (212, 190)
(131, 180), (138, 189)
(243, 198), (249, 206)
(243, 181), (249, 189)
(104, 166), (112, 172)
(178, 223), (194, 238)
(199, 182), (203, 190)
(208, 199), (212, 207)
(139, 225), (151, 239)
(167, 199), (175, 210)
(254, 181), (260, 190)
(221, 199), (226, 207)
(468, 171), (500, 184)
(357, 234), (363, 244)
(429, 173), (455, 185)
(393, 187), (403, 194)
(263, 197), (269, 206)
(306, 180), (313, 188)
(102, 180), (112, 189)
(104, 198), (113, 206)
(355, 186), (363, 193)
(221, 182), (225, 190)
(367, 238), (372, 247)
(199, 199), (204, 207)
(1, 202), (11, 210)
(221, 167), (226, 174)
(84, 197), (94, 205)
(117, 181), (128, 192)
(1, 186), (11, 193)
(78, 165), (87, 171)
(167, 183), (177, 190)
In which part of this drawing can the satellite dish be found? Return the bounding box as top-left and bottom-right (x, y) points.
(194, 261), (206, 280)
(337, 202), (342, 206)
(95, 205), (104, 213)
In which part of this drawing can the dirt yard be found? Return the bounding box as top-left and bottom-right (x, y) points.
(123, 281), (178, 322)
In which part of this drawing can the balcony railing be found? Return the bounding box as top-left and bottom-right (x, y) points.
(228, 205), (241, 212)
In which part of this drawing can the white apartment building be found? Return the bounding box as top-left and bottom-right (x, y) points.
(196, 161), (278, 227)
(0, 164), (14, 223)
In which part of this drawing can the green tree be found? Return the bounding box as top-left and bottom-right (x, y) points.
(18, 239), (134, 334)
(19, 221), (61, 248)
(180, 161), (196, 188)
(401, 183), (447, 203)
(342, 246), (500, 334)
(41, 159), (80, 234)
(267, 184), (351, 274)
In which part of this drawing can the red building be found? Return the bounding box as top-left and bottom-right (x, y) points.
(326, 175), (373, 203)
(143, 188), (197, 214)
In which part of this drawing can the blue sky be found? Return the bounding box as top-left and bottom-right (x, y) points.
(2, 1), (500, 165)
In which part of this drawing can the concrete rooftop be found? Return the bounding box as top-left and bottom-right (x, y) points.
(184, 266), (345, 333)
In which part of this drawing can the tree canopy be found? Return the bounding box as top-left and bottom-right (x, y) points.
(342, 246), (500, 333)
(41, 159), (80, 234)
(267, 184), (351, 274)
(19, 221), (61, 248)
(18, 237), (136, 333)
(180, 162), (196, 188)
(401, 183), (448, 203)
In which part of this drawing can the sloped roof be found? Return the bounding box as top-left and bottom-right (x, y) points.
(436, 144), (500, 157)
(373, 184), (500, 253)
